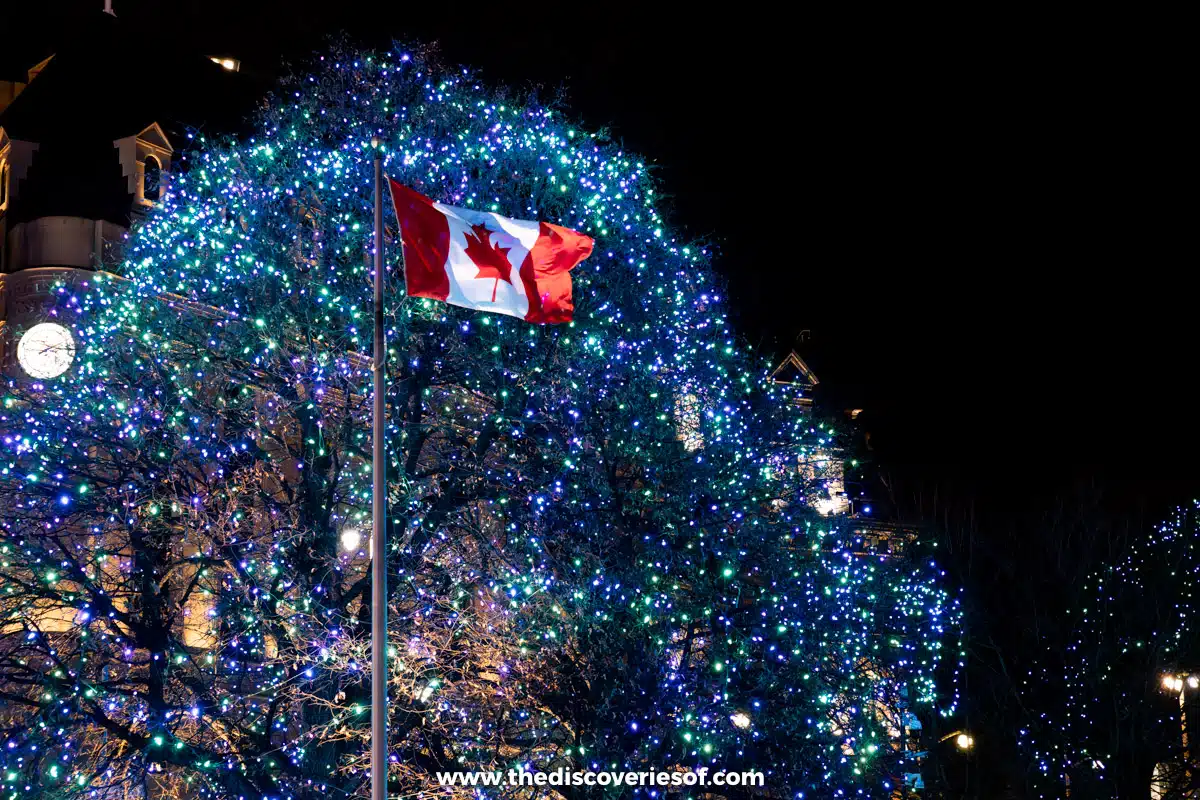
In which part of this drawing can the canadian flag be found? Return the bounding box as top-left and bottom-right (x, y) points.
(389, 180), (594, 324)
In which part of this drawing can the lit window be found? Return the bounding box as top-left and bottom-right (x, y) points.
(0, 160), (8, 208)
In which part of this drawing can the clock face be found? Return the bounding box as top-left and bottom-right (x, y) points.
(17, 322), (76, 380)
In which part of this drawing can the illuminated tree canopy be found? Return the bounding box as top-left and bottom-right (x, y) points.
(1023, 503), (1200, 798)
(0, 42), (961, 799)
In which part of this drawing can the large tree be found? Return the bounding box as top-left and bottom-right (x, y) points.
(0, 42), (960, 799)
(1022, 502), (1200, 798)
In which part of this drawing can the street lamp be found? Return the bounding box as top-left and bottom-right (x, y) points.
(939, 729), (976, 794)
(939, 730), (975, 751)
(340, 527), (363, 553)
(1163, 671), (1196, 794)
(1164, 674), (1200, 693)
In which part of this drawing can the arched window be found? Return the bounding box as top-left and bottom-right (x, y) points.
(0, 160), (8, 208)
(143, 156), (161, 202)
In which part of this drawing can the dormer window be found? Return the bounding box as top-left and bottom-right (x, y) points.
(143, 156), (161, 202)
(115, 122), (173, 209)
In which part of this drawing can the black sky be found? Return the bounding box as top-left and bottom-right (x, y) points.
(4, 1), (1192, 517)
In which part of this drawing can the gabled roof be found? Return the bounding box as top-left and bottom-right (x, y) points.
(129, 122), (173, 154)
(770, 350), (820, 388)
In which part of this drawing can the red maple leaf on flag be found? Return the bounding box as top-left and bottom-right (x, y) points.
(463, 222), (514, 302)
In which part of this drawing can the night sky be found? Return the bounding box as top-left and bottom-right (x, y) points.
(4, 1), (1191, 518)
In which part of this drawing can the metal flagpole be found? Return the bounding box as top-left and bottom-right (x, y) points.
(370, 137), (388, 800)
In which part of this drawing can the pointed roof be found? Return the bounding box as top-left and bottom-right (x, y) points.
(770, 350), (820, 389)
(131, 122), (173, 153)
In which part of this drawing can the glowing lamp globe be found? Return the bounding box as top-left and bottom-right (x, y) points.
(17, 322), (76, 379)
(340, 528), (363, 553)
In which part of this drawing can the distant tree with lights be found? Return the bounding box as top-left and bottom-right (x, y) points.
(1022, 502), (1200, 798)
(0, 41), (961, 799)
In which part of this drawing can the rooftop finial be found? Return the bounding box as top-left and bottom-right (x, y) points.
(103, 0), (116, 16)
